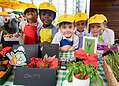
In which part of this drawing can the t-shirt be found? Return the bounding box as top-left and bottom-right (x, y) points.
(102, 28), (115, 45)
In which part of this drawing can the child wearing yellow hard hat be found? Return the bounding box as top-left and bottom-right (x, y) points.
(38, 2), (58, 44)
(89, 14), (115, 47)
(74, 12), (89, 48)
(52, 14), (79, 52)
(97, 14), (115, 45)
(22, 6), (39, 44)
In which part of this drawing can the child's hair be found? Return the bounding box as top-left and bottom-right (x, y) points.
(39, 9), (56, 20)
(24, 8), (38, 16)
(59, 22), (74, 28)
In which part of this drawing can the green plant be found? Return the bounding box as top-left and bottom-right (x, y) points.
(65, 61), (97, 80)
(64, 61), (104, 86)
(106, 52), (119, 82)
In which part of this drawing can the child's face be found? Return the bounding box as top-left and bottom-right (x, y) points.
(25, 11), (37, 22)
(75, 21), (87, 32)
(60, 23), (75, 38)
(90, 23), (101, 34)
(40, 10), (55, 26)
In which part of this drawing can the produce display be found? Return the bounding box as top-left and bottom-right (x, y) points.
(28, 55), (59, 69)
(0, 47), (13, 85)
(106, 52), (119, 82)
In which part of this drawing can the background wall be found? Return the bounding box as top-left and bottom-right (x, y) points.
(90, 0), (119, 39)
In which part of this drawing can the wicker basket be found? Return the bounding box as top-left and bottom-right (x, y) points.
(103, 57), (119, 86)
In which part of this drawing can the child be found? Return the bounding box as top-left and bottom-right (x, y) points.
(52, 14), (79, 52)
(22, 7), (39, 44)
(39, 2), (58, 43)
(74, 12), (89, 48)
(96, 14), (115, 45)
(88, 14), (114, 47)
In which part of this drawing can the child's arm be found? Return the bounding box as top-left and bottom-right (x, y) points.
(72, 35), (79, 49)
(68, 46), (75, 51)
(22, 33), (25, 43)
(67, 35), (79, 51)
(51, 32), (61, 45)
(60, 45), (72, 52)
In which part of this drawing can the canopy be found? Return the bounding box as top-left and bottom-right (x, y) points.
(13, 2), (36, 10)
(0, 1), (36, 10)
(0, 1), (20, 9)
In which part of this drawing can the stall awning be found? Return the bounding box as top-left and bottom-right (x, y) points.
(0, 1), (36, 10)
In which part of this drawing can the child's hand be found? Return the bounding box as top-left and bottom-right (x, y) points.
(68, 47), (75, 51)
(60, 45), (72, 52)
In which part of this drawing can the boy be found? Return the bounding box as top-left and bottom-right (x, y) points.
(22, 7), (39, 44)
(74, 12), (89, 48)
(39, 2), (58, 43)
(52, 14), (79, 52)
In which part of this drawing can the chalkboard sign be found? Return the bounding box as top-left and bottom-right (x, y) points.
(14, 67), (57, 86)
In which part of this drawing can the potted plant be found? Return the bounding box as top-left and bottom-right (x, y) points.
(104, 52), (119, 86)
(64, 49), (103, 86)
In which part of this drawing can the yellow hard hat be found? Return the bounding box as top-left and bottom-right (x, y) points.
(74, 12), (88, 22)
(94, 14), (107, 22)
(88, 15), (104, 24)
(57, 14), (74, 24)
(39, 2), (56, 12)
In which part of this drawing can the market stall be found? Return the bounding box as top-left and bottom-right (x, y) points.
(0, 44), (110, 86)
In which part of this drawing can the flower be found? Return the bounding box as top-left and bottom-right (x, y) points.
(74, 48), (87, 59)
(74, 48), (99, 68)
(27, 56), (59, 69)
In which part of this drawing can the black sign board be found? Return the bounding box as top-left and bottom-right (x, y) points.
(14, 67), (57, 86)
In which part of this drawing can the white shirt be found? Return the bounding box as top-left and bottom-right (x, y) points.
(89, 28), (115, 45)
(102, 28), (115, 45)
(52, 31), (79, 49)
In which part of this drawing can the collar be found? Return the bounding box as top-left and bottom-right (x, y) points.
(26, 22), (38, 27)
(41, 24), (54, 29)
(62, 35), (73, 41)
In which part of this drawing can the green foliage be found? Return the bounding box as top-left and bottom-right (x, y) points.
(106, 52), (119, 82)
(65, 61), (98, 81)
